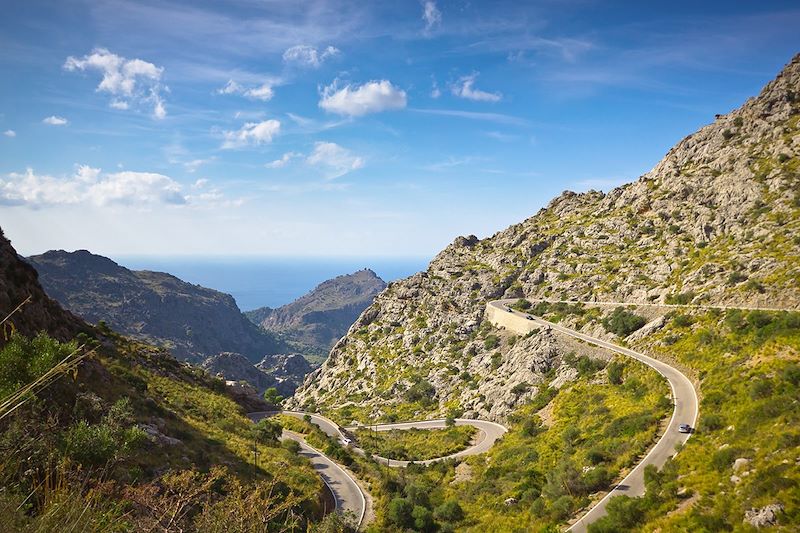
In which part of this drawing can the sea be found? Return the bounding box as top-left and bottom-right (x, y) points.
(112, 256), (430, 312)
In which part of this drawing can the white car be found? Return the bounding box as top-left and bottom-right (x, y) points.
(341, 437), (352, 446)
(678, 424), (692, 434)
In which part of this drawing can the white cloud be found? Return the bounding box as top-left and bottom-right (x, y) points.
(43, 116), (69, 126)
(217, 79), (276, 101)
(422, 1), (442, 32)
(221, 119), (281, 149)
(0, 165), (187, 207)
(266, 151), (302, 168)
(430, 78), (441, 99)
(3, 130), (15, 137)
(64, 48), (167, 119)
(307, 142), (364, 179)
(451, 73), (502, 102)
(319, 80), (407, 117)
(184, 158), (215, 173)
(283, 45), (340, 68)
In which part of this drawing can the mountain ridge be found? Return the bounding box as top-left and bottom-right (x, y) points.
(26, 249), (287, 363)
(290, 53), (800, 420)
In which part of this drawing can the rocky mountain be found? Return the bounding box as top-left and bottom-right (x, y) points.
(26, 250), (287, 363)
(246, 269), (386, 361)
(0, 229), (89, 345)
(201, 351), (312, 396)
(290, 54), (800, 421)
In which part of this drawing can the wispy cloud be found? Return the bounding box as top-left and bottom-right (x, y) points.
(319, 79), (407, 117)
(43, 116), (68, 126)
(266, 151), (302, 169)
(221, 119), (281, 149)
(3, 130), (16, 137)
(422, 1), (442, 33)
(306, 142), (364, 179)
(217, 79), (279, 101)
(410, 108), (528, 126)
(283, 45), (340, 68)
(64, 48), (167, 119)
(451, 73), (501, 102)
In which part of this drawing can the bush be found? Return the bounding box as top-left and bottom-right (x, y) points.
(0, 333), (78, 399)
(386, 498), (414, 528)
(434, 499), (464, 522)
(673, 314), (694, 328)
(484, 335), (500, 350)
(412, 505), (434, 532)
(602, 307), (646, 337)
(404, 380), (436, 406)
(698, 413), (724, 432)
(281, 439), (301, 454)
(666, 292), (695, 305)
(607, 362), (624, 385)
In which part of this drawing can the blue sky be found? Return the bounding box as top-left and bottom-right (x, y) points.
(1, 0), (798, 257)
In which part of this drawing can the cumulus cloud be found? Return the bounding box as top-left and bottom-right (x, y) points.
(64, 48), (167, 119)
(451, 73), (502, 102)
(3, 130), (15, 137)
(43, 116), (68, 126)
(283, 45), (340, 68)
(422, 1), (442, 32)
(221, 119), (281, 149)
(319, 80), (407, 117)
(0, 165), (187, 208)
(217, 79), (275, 101)
(306, 142), (364, 179)
(266, 151), (302, 169)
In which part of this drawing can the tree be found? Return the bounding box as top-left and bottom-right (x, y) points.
(607, 362), (624, 385)
(434, 499), (464, 522)
(386, 498), (413, 528)
(252, 418), (282, 445)
(263, 387), (284, 405)
(412, 505), (434, 532)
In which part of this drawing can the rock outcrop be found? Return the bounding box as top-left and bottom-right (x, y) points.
(27, 250), (287, 363)
(0, 229), (89, 345)
(290, 54), (800, 421)
(247, 269), (386, 359)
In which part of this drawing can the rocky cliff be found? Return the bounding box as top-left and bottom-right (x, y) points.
(0, 229), (89, 345)
(246, 269), (386, 360)
(290, 54), (800, 421)
(27, 250), (287, 363)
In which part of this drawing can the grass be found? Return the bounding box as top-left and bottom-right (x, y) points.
(354, 425), (476, 462)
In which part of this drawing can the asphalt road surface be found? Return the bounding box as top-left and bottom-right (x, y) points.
(248, 411), (366, 529)
(343, 418), (508, 467)
(488, 299), (699, 532)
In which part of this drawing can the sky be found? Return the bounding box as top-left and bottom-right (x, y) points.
(1, 0), (798, 258)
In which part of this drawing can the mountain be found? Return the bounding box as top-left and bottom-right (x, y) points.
(246, 268), (387, 361)
(200, 351), (312, 397)
(0, 230), (89, 344)
(26, 250), (287, 363)
(290, 54), (800, 420)
(0, 229), (328, 531)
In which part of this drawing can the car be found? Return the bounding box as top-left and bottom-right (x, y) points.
(506, 307), (513, 312)
(678, 424), (692, 434)
(526, 316), (534, 320)
(341, 437), (352, 446)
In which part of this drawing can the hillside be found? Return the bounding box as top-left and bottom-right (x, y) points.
(291, 54), (800, 421)
(247, 269), (386, 361)
(0, 228), (338, 531)
(0, 230), (89, 344)
(27, 250), (287, 364)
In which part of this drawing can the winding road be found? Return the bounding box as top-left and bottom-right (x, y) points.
(251, 296), (730, 531)
(487, 299), (700, 532)
(248, 410), (507, 530)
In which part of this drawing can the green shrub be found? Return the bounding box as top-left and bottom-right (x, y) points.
(434, 499), (464, 522)
(386, 498), (414, 528)
(0, 333), (78, 399)
(404, 379), (436, 405)
(484, 335), (500, 349)
(602, 307), (646, 337)
(607, 362), (624, 385)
